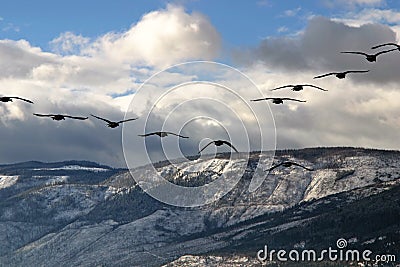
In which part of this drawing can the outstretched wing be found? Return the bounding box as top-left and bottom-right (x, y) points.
(221, 141), (238, 153)
(372, 43), (400, 49)
(117, 117), (139, 124)
(33, 113), (53, 117)
(266, 162), (285, 172)
(290, 162), (314, 171)
(198, 141), (215, 154)
(11, 97), (33, 104)
(340, 51), (368, 56)
(138, 132), (157, 137)
(344, 70), (370, 75)
(166, 132), (189, 138)
(281, 98), (306, 102)
(91, 114), (113, 123)
(313, 72), (337, 79)
(270, 85), (294, 91)
(250, 98), (272, 102)
(302, 84), (328, 91)
(64, 115), (88, 120)
(375, 48), (398, 56)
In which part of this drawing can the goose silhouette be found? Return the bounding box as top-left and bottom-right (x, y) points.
(33, 113), (88, 121)
(251, 97), (306, 104)
(270, 84), (327, 92)
(0, 96), (33, 104)
(267, 161), (314, 172)
(372, 42), (400, 51)
(138, 131), (188, 138)
(91, 114), (138, 128)
(198, 140), (238, 154)
(340, 49), (397, 62)
(314, 70), (369, 79)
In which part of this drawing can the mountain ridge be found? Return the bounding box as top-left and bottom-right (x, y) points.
(0, 147), (399, 266)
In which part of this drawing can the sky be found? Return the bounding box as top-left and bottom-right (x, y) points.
(1, 0), (400, 167)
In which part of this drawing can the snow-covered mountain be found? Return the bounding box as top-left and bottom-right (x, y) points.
(0, 148), (399, 266)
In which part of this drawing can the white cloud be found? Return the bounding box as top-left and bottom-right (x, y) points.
(256, 0), (271, 7)
(277, 26), (289, 33)
(333, 8), (400, 40)
(345, 0), (384, 5)
(334, 8), (400, 25)
(50, 32), (90, 55)
(0, 39), (57, 78)
(80, 4), (221, 68)
(282, 7), (302, 17)
(43, 4), (221, 93)
(25, 4), (221, 97)
(2, 23), (20, 32)
(326, 0), (385, 8)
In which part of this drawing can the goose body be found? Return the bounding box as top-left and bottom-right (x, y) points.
(271, 84), (327, 92)
(340, 49), (397, 62)
(33, 113), (88, 121)
(267, 161), (314, 172)
(139, 131), (188, 138)
(251, 97), (306, 104)
(314, 70), (369, 79)
(91, 114), (138, 128)
(198, 140), (238, 154)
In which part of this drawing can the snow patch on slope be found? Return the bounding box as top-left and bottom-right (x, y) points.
(0, 176), (18, 189)
(33, 165), (109, 172)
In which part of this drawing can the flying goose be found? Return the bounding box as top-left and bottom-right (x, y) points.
(340, 48), (397, 62)
(270, 84), (327, 92)
(198, 140), (238, 154)
(0, 96), (33, 104)
(138, 131), (188, 138)
(251, 97), (306, 104)
(267, 161), (314, 172)
(90, 114), (138, 128)
(313, 70), (369, 79)
(33, 113), (88, 121)
(371, 42), (400, 51)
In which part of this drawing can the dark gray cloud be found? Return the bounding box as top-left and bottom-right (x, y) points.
(0, 102), (127, 167)
(239, 16), (400, 84)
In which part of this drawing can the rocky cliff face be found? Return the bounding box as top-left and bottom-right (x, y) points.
(0, 148), (399, 266)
